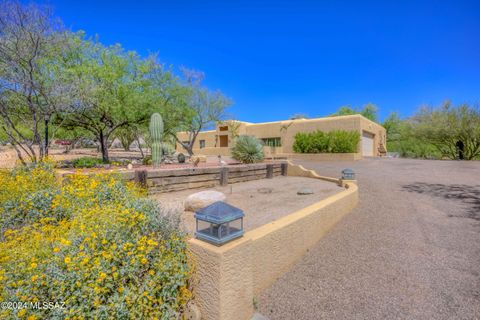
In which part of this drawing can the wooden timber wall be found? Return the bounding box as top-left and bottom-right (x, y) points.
(126, 162), (287, 194)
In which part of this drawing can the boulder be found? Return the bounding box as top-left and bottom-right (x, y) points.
(190, 155), (207, 163)
(184, 190), (226, 212)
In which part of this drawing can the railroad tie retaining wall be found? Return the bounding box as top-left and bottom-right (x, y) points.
(131, 162), (287, 194)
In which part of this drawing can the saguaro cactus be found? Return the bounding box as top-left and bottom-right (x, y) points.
(149, 113), (164, 166)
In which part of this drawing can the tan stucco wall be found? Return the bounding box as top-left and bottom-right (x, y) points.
(176, 130), (217, 152)
(176, 115), (387, 158)
(188, 161), (359, 320)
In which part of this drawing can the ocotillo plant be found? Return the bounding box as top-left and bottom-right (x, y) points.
(149, 113), (164, 166)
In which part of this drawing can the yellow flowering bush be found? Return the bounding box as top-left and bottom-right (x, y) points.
(0, 165), (192, 319)
(0, 162), (60, 235)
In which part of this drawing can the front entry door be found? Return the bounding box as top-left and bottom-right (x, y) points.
(219, 135), (228, 147)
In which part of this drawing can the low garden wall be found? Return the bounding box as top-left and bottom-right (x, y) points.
(187, 147), (231, 156)
(188, 161), (359, 320)
(110, 162), (286, 194)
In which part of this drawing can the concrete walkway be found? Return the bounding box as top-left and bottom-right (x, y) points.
(258, 158), (480, 319)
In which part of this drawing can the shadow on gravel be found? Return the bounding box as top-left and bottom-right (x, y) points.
(402, 182), (480, 221)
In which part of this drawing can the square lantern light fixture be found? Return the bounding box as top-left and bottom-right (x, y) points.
(341, 168), (356, 180)
(195, 201), (244, 246)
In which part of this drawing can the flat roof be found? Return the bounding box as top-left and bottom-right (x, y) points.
(177, 114), (383, 135)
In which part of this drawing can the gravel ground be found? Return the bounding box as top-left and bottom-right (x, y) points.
(154, 176), (343, 233)
(258, 157), (480, 320)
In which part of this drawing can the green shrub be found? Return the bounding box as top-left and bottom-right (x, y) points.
(231, 135), (265, 163)
(73, 156), (103, 168)
(388, 139), (441, 159)
(177, 153), (186, 163)
(142, 155), (152, 165)
(162, 143), (176, 156)
(293, 130), (360, 153)
(0, 166), (192, 319)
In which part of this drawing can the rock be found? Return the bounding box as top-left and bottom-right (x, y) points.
(297, 187), (314, 195)
(257, 188), (273, 194)
(184, 190), (226, 211)
(127, 163), (133, 170)
(190, 155), (207, 163)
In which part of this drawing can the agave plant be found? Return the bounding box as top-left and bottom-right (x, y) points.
(231, 135), (265, 164)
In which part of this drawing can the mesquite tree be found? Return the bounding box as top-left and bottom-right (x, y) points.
(173, 68), (231, 156)
(58, 42), (164, 162)
(0, 1), (71, 163)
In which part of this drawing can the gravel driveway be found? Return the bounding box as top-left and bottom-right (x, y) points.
(258, 158), (480, 320)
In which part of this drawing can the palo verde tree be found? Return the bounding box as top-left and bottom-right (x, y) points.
(173, 68), (231, 156)
(0, 0), (72, 163)
(332, 103), (379, 122)
(58, 40), (167, 162)
(411, 102), (480, 160)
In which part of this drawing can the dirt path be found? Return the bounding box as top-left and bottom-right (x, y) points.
(258, 158), (480, 319)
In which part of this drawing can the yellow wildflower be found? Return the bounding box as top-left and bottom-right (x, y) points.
(147, 239), (158, 246)
(60, 238), (72, 246)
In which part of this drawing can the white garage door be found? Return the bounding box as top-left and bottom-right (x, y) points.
(362, 131), (375, 157)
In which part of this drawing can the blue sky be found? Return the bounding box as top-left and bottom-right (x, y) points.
(43, 0), (479, 122)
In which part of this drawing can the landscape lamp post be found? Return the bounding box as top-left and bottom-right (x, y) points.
(195, 201), (244, 246)
(341, 168), (356, 180)
(44, 113), (50, 156)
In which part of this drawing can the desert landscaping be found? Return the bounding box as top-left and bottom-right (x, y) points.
(1, 1), (479, 320)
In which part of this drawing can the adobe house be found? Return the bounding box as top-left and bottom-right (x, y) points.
(176, 114), (387, 159)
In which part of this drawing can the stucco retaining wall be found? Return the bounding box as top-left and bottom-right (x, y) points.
(188, 146), (231, 156)
(188, 162), (358, 320)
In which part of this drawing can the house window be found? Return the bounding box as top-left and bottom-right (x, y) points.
(261, 137), (282, 147)
(182, 141), (189, 146)
(199, 140), (206, 149)
(219, 126), (228, 131)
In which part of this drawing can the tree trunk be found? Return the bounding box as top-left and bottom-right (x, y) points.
(136, 135), (145, 159)
(186, 145), (194, 156)
(99, 131), (109, 163)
